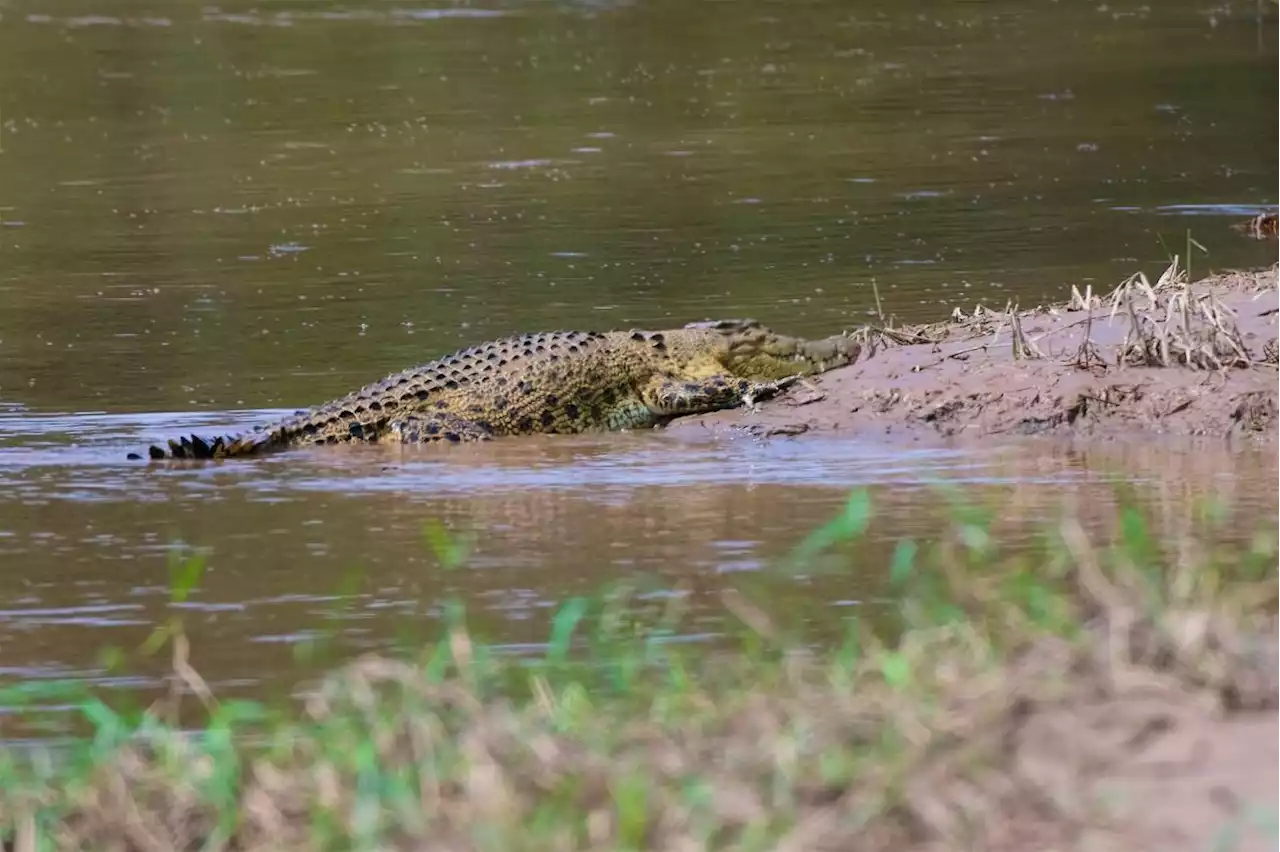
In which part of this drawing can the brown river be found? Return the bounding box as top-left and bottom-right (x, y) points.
(0, 0), (1276, 703)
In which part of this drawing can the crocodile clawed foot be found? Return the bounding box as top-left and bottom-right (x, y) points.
(785, 378), (827, 406)
(742, 375), (801, 414)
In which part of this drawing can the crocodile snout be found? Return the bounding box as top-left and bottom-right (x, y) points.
(798, 334), (861, 372)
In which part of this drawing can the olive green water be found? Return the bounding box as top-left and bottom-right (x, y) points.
(0, 0), (1275, 702)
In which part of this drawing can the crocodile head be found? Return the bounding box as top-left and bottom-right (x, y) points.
(682, 319), (861, 380)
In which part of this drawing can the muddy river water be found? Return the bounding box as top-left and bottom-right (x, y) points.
(0, 0), (1275, 701)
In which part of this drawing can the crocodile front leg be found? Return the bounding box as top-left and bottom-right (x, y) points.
(385, 412), (495, 444)
(640, 374), (800, 417)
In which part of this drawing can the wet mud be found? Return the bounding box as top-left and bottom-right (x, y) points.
(671, 264), (1280, 445)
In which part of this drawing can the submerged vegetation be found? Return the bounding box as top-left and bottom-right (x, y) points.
(0, 493), (1275, 851)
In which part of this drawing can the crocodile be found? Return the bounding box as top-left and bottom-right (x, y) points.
(130, 319), (860, 461)
(1232, 211), (1278, 241)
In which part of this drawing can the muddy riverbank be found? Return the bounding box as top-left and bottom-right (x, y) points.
(671, 263), (1279, 445)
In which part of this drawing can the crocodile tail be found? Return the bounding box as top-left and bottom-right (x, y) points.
(127, 428), (281, 461)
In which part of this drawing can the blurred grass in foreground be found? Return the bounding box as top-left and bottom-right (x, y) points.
(0, 489), (1274, 851)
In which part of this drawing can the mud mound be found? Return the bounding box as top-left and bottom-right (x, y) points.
(672, 263), (1279, 444)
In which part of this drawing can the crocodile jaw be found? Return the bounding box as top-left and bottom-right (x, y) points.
(724, 332), (861, 380)
(795, 333), (861, 374)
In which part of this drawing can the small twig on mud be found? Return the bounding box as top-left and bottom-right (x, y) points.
(1195, 292), (1253, 366)
(1107, 261), (1172, 323)
(1067, 310), (1108, 373)
(1160, 289), (1183, 365)
(1068, 284), (1099, 312)
(873, 326), (939, 346)
(1009, 303), (1046, 361)
(1124, 289), (1145, 364)
(913, 312), (1010, 371)
(988, 306), (1009, 347)
(988, 314), (1112, 354)
(953, 304), (1005, 338)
